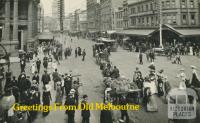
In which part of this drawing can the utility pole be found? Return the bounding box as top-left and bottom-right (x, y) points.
(159, 0), (163, 48)
(59, 0), (64, 44)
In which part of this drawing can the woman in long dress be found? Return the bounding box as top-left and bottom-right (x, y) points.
(190, 66), (200, 87)
(42, 84), (52, 116)
(143, 77), (158, 112)
(31, 62), (36, 74)
(55, 82), (63, 105)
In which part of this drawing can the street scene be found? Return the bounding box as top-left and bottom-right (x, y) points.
(0, 0), (200, 123)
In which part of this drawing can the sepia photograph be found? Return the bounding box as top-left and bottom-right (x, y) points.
(0, 0), (200, 123)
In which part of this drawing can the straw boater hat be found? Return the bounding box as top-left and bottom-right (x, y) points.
(56, 81), (62, 86)
(32, 80), (37, 85)
(44, 84), (51, 92)
(70, 89), (76, 93)
(83, 94), (88, 99)
(159, 69), (164, 73)
(190, 65), (197, 69)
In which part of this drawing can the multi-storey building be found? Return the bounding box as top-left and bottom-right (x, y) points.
(38, 3), (44, 33)
(115, 7), (124, 30)
(87, 0), (101, 33)
(51, 0), (65, 31)
(79, 10), (88, 32)
(100, 0), (124, 31)
(116, 0), (200, 45)
(69, 13), (76, 32)
(0, 0), (41, 55)
(63, 16), (70, 31)
(128, 0), (199, 28)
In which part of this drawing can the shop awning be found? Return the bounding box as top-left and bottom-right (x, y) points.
(38, 32), (53, 40)
(107, 30), (116, 34)
(89, 30), (99, 33)
(176, 29), (200, 37)
(115, 29), (155, 36)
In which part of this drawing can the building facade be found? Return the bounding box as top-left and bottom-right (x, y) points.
(38, 3), (44, 33)
(0, 0), (40, 55)
(115, 7), (124, 30)
(100, 0), (124, 31)
(51, 0), (65, 31)
(128, 0), (200, 28)
(79, 10), (88, 33)
(87, 0), (101, 32)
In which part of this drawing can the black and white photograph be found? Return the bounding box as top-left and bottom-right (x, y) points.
(0, 0), (200, 123)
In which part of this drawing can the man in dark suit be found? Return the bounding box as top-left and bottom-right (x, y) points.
(41, 70), (51, 86)
(81, 94), (90, 123)
(100, 101), (113, 123)
(36, 58), (41, 73)
(20, 58), (26, 73)
(65, 92), (76, 123)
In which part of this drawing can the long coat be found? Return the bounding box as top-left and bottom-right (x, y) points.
(100, 110), (113, 123)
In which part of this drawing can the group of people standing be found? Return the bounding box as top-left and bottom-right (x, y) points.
(75, 47), (86, 61)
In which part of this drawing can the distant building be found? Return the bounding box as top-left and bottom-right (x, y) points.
(51, 0), (65, 31)
(63, 17), (70, 31)
(128, 0), (199, 28)
(115, 0), (200, 46)
(87, 0), (101, 33)
(79, 10), (88, 33)
(114, 7), (124, 31)
(69, 13), (76, 32)
(38, 3), (44, 33)
(100, 0), (124, 31)
(0, 0), (41, 55)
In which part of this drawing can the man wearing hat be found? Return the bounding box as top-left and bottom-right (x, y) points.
(157, 69), (165, 96)
(81, 94), (90, 123)
(0, 65), (4, 96)
(65, 90), (76, 123)
(52, 69), (60, 90)
(41, 70), (51, 86)
(64, 74), (72, 96)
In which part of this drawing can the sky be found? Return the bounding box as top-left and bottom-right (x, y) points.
(41, 0), (86, 16)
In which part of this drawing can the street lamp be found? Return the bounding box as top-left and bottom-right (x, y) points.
(159, 0), (163, 48)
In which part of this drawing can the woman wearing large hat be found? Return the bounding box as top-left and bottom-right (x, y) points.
(190, 65), (200, 87)
(55, 81), (63, 106)
(42, 84), (52, 116)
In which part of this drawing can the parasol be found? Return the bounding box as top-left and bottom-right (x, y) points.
(0, 95), (15, 111)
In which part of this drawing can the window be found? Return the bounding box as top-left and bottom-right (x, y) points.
(167, 15), (171, 24)
(142, 17), (144, 24)
(141, 5), (144, 12)
(162, 1), (165, 8)
(151, 16), (154, 25)
(172, 15), (177, 24)
(181, 0), (186, 8)
(146, 4), (149, 11)
(191, 14), (195, 24)
(131, 8), (135, 14)
(131, 17), (136, 26)
(137, 6), (140, 12)
(190, 0), (194, 8)
(166, 1), (170, 8)
(138, 18), (141, 24)
(150, 3), (153, 10)
(182, 14), (187, 24)
(171, 0), (175, 8)
(147, 17), (149, 25)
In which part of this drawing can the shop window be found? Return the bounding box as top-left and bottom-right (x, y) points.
(191, 14), (195, 25)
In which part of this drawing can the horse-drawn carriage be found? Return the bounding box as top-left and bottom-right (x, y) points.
(103, 77), (142, 104)
(93, 43), (110, 65)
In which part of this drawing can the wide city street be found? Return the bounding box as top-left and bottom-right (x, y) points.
(5, 36), (199, 123)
